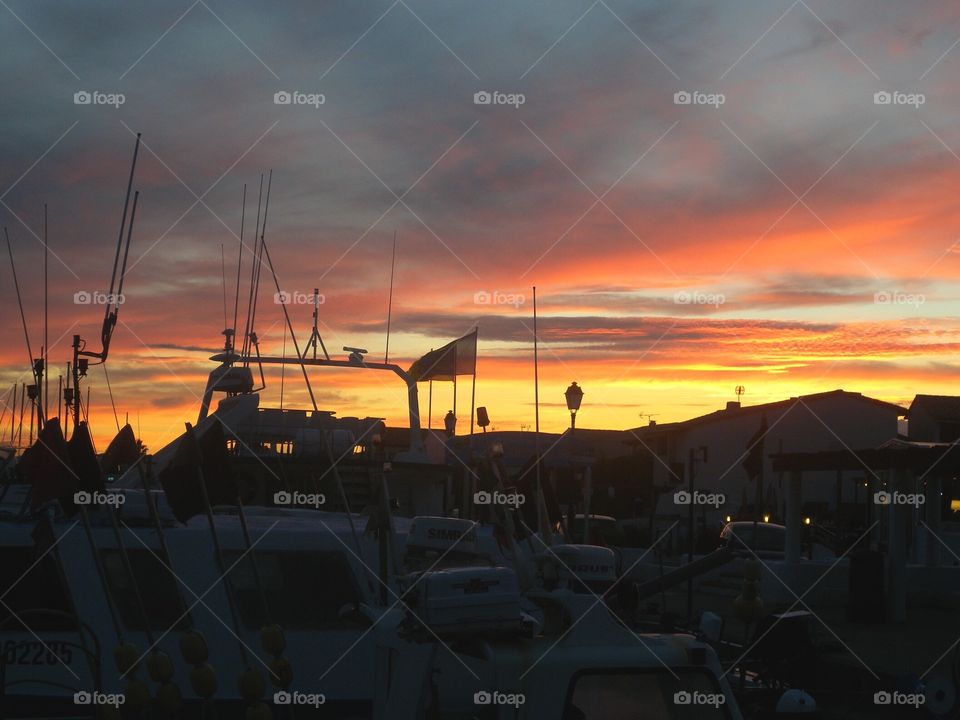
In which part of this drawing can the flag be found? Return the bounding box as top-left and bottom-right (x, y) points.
(59, 422), (106, 517)
(68, 423), (104, 493)
(101, 423), (141, 476)
(17, 417), (77, 510)
(408, 329), (478, 382)
(158, 422), (236, 523)
(742, 414), (768, 480)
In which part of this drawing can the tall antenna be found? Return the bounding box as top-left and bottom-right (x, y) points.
(220, 242), (228, 332)
(384, 231), (397, 364)
(302, 286), (329, 361)
(735, 385), (745, 402)
(231, 184), (247, 350)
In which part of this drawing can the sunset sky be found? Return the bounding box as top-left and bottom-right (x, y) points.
(3, 0), (960, 450)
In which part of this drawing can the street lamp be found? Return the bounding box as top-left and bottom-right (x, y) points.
(565, 382), (583, 432)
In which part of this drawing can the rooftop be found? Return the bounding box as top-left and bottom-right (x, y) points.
(907, 394), (960, 421)
(629, 390), (906, 438)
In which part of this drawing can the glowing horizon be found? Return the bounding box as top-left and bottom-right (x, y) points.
(3, 1), (960, 452)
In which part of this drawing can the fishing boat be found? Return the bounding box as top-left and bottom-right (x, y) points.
(1, 351), (744, 718)
(0, 134), (743, 718)
(0, 483), (743, 718)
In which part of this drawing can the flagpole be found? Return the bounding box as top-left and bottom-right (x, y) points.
(428, 380), (433, 430)
(533, 286), (543, 540)
(453, 334), (459, 432)
(469, 373), (476, 437)
(469, 333), (477, 436)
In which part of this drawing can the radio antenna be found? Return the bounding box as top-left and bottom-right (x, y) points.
(231, 184), (246, 352)
(220, 242), (228, 332)
(384, 231), (397, 364)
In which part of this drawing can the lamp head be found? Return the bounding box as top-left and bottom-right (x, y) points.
(564, 382), (583, 413)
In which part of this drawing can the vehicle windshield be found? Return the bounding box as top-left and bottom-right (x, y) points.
(722, 523), (783, 553)
(564, 669), (731, 720)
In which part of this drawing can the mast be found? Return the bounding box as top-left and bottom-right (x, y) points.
(5, 229), (42, 422)
(16, 384), (26, 447)
(43, 204), (49, 424)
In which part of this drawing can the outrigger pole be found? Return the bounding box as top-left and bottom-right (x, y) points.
(241, 176), (263, 364)
(246, 177), (267, 366)
(71, 133), (141, 429)
(257, 171), (318, 412)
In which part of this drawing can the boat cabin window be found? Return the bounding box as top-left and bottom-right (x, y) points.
(0, 547), (74, 632)
(225, 551), (360, 630)
(563, 669), (731, 719)
(100, 549), (190, 631)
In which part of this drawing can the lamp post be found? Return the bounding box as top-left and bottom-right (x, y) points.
(564, 382), (585, 541)
(564, 382), (583, 434)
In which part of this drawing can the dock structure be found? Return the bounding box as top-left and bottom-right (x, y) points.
(772, 441), (958, 622)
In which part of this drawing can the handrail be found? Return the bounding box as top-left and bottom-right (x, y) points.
(199, 356), (425, 456)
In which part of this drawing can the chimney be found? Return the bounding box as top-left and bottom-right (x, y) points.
(726, 401), (741, 411)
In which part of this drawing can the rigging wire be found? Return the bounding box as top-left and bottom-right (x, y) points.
(102, 364), (121, 432)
